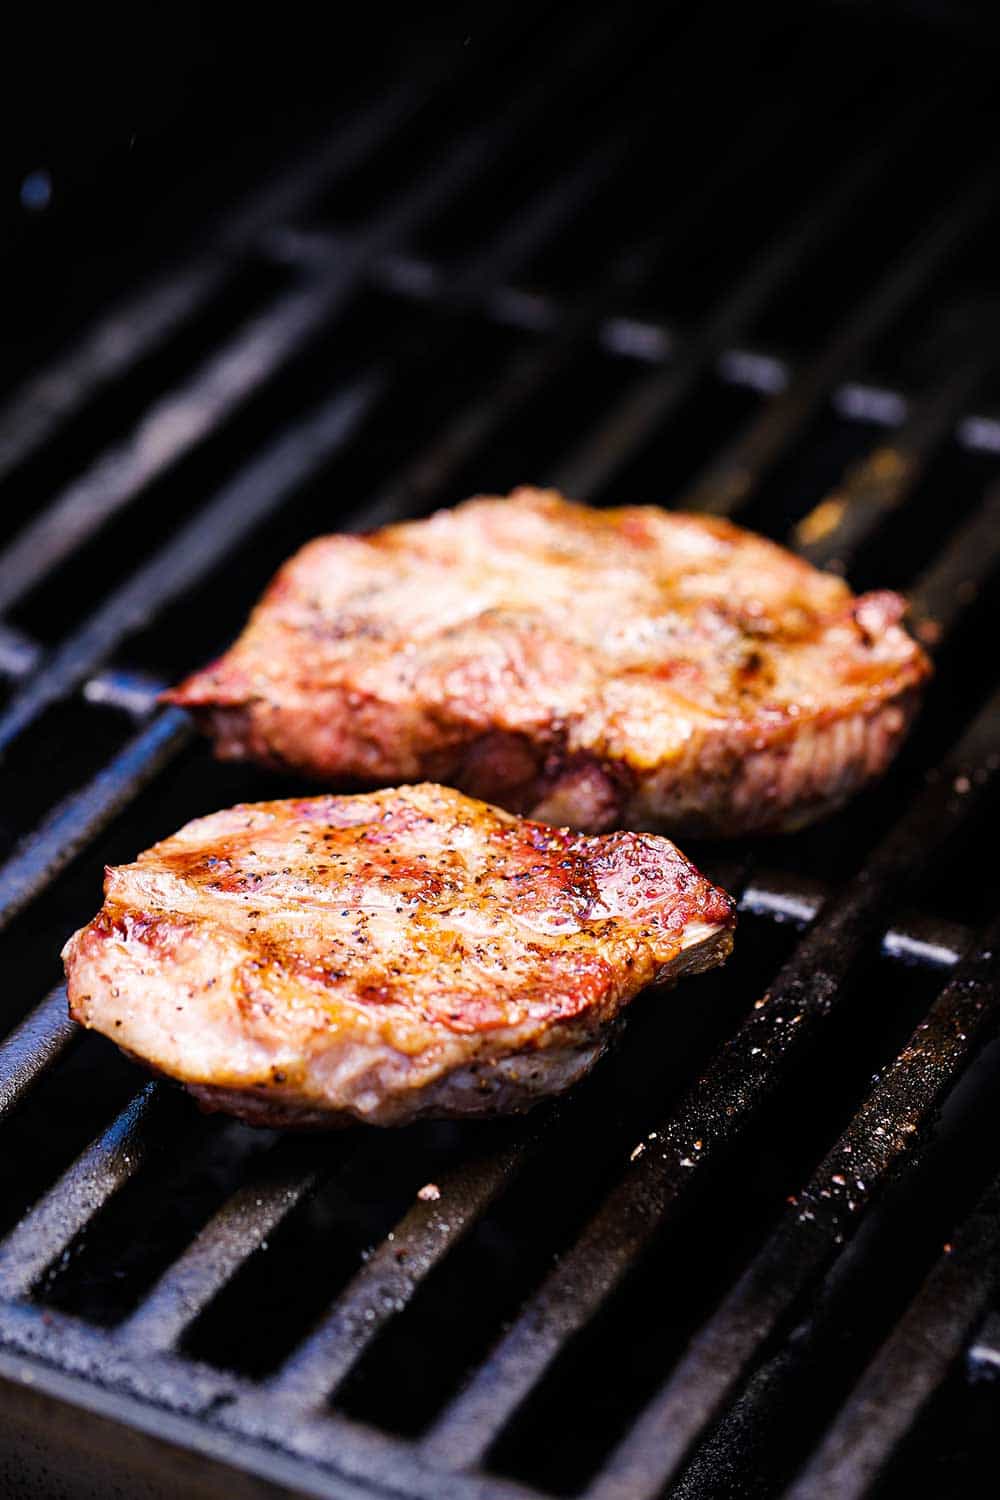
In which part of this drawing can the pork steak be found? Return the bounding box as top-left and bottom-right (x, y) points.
(62, 784), (735, 1127)
(167, 489), (931, 836)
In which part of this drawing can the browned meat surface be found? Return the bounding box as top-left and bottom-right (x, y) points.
(166, 489), (931, 836)
(62, 784), (735, 1127)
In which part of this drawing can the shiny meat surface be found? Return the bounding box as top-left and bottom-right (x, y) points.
(62, 784), (735, 1127)
(167, 489), (931, 835)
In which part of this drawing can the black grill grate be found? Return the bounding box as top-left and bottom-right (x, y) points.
(1, 8), (1000, 1498)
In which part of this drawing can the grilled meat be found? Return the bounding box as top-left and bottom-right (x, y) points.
(62, 784), (735, 1127)
(167, 489), (931, 836)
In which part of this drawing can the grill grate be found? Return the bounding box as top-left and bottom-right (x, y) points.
(1, 7), (1000, 1498)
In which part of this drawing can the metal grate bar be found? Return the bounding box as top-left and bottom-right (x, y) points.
(792, 332), (997, 571)
(337, 244), (1000, 457)
(0, 1302), (543, 1500)
(0, 623), (42, 680)
(966, 1308), (1000, 1377)
(0, 264), (232, 486)
(0, 1084), (169, 1300)
(0, 987), (78, 1120)
(284, 35), (816, 307)
(447, 120), (646, 299)
(0, 13), (623, 619)
(419, 611), (1000, 1469)
(908, 476), (1000, 644)
(0, 378), (380, 752)
(684, 169), (999, 518)
(82, 666), (166, 720)
(263, 223), (1000, 469)
(261, 1138), (536, 1414)
(118, 1148), (326, 1355)
(739, 871), (969, 969)
(0, 11), (534, 495)
(342, 53), (824, 535)
(0, 709), (192, 935)
(552, 90), (950, 502)
(783, 1165), (1000, 1499)
(0, 622), (162, 719)
(586, 913), (1000, 1499)
(0, 286), (357, 617)
(324, 107), (673, 536)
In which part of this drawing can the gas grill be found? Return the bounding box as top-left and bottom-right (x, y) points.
(1, 5), (1000, 1497)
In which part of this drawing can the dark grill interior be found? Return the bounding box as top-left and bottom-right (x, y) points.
(2, 6), (1000, 1497)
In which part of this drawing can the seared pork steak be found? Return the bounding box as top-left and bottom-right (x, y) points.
(62, 784), (735, 1127)
(167, 489), (930, 836)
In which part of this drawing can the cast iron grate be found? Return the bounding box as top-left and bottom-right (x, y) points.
(0, 7), (999, 1498)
